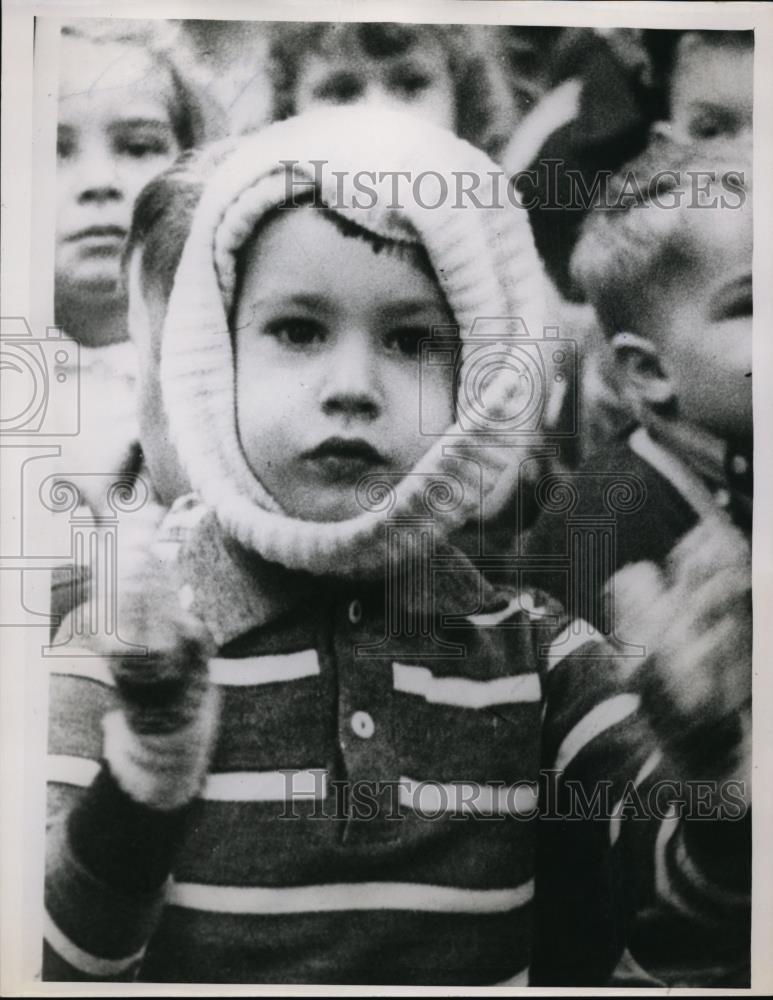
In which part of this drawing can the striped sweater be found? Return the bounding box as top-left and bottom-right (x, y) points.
(44, 499), (750, 985)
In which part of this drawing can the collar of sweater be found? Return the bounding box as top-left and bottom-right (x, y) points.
(644, 417), (752, 511)
(167, 498), (503, 649)
(647, 416), (727, 487)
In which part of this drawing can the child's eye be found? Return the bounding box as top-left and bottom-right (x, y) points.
(314, 73), (364, 104)
(115, 135), (173, 159)
(390, 71), (432, 98)
(265, 318), (326, 347)
(688, 108), (739, 140)
(57, 129), (75, 160)
(385, 326), (426, 358)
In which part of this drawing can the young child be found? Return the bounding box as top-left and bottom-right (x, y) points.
(523, 137), (753, 628)
(267, 21), (515, 159)
(52, 20), (221, 515)
(56, 20), (217, 346)
(665, 30), (752, 146)
(44, 110), (750, 986)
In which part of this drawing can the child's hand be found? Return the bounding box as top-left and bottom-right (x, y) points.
(610, 518), (751, 789)
(89, 506), (221, 809)
(100, 553), (215, 736)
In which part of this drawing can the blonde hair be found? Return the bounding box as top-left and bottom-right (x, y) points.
(61, 19), (224, 150)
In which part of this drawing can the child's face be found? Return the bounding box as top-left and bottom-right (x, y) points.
(293, 39), (456, 132)
(56, 36), (180, 304)
(640, 194), (752, 441)
(670, 36), (752, 144)
(233, 209), (456, 522)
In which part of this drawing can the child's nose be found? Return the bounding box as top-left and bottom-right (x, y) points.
(362, 81), (403, 113)
(74, 145), (124, 205)
(320, 332), (383, 420)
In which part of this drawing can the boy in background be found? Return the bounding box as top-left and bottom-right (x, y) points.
(524, 137), (752, 628)
(666, 30), (752, 145)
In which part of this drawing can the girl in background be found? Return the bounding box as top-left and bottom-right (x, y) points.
(56, 19), (218, 347)
(50, 20), (221, 621)
(53, 20), (221, 506)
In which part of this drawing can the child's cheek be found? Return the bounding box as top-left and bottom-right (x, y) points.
(422, 363), (456, 431)
(236, 355), (308, 464)
(422, 85), (457, 133)
(393, 369), (453, 449)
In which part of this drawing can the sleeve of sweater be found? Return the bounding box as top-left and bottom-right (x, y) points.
(43, 648), (192, 981)
(529, 613), (750, 987)
(613, 769), (750, 987)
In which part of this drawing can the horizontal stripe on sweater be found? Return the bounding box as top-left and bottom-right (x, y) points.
(44, 911), (145, 978)
(209, 649), (320, 686)
(393, 663), (540, 707)
(48, 755), (538, 823)
(51, 652), (542, 704)
(47, 755), (327, 802)
(465, 593), (552, 626)
(167, 878), (535, 914)
(398, 776), (538, 816)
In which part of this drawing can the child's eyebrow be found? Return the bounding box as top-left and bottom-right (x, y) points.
(108, 118), (173, 132)
(686, 100), (743, 117)
(382, 298), (450, 318)
(247, 292), (332, 312)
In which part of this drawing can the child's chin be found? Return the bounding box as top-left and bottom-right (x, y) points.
(297, 498), (364, 524)
(68, 262), (123, 301)
(279, 483), (365, 524)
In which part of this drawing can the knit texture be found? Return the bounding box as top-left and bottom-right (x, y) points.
(160, 107), (546, 576)
(101, 687), (221, 811)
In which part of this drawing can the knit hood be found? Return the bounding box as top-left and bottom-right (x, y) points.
(160, 107), (546, 577)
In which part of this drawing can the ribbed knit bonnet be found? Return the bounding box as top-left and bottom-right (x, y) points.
(161, 107), (545, 577)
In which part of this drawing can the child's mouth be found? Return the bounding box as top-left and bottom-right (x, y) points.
(66, 225), (127, 256)
(67, 225), (127, 242)
(303, 438), (387, 480)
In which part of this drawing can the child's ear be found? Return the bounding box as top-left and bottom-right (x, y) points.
(611, 331), (676, 415)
